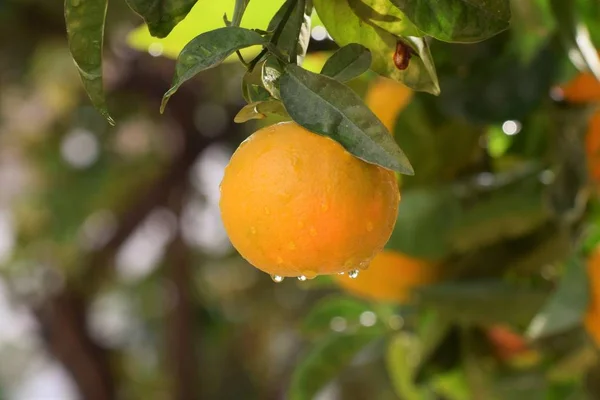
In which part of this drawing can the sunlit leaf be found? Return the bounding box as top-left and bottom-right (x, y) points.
(348, 0), (422, 37)
(390, 0), (511, 42)
(65, 0), (114, 125)
(386, 332), (432, 400)
(279, 64), (414, 174)
(233, 100), (289, 123)
(268, 0), (312, 61)
(314, 0), (440, 94)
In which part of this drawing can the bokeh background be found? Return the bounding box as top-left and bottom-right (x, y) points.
(2, 0), (600, 399)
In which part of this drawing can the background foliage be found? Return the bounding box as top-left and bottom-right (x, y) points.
(1, 0), (600, 398)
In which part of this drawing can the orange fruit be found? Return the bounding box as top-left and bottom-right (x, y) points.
(560, 72), (600, 104)
(364, 77), (413, 133)
(219, 122), (400, 279)
(334, 250), (439, 303)
(585, 247), (600, 345)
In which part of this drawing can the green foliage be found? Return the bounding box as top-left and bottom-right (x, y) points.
(320, 44), (372, 82)
(125, 0), (197, 38)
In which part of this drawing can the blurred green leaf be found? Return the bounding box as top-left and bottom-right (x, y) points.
(125, 0), (198, 38)
(234, 100), (290, 122)
(279, 64), (414, 174)
(526, 257), (589, 339)
(302, 295), (384, 336)
(390, 0), (511, 43)
(161, 27), (264, 112)
(550, 0), (600, 79)
(415, 281), (547, 326)
(348, 0), (421, 37)
(65, 0), (114, 125)
(386, 332), (433, 400)
(385, 186), (461, 260)
(288, 330), (380, 400)
(321, 44), (372, 82)
(431, 369), (471, 400)
(314, 0), (440, 94)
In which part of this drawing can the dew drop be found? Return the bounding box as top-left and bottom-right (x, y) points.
(348, 269), (359, 279)
(271, 275), (284, 283)
(358, 260), (370, 270)
(338, 271), (345, 275)
(276, 256), (284, 264)
(264, 207), (271, 215)
(250, 226), (257, 235)
(309, 227), (317, 236)
(298, 275), (307, 281)
(302, 270), (317, 279)
(366, 221), (374, 232)
(287, 241), (296, 250)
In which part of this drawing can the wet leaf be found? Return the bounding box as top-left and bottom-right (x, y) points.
(279, 64), (414, 174)
(526, 257), (589, 339)
(262, 56), (284, 99)
(390, 0), (511, 42)
(125, 0), (198, 38)
(314, 0), (440, 95)
(161, 27), (264, 112)
(233, 100), (289, 123)
(320, 44), (372, 82)
(64, 0), (114, 125)
(288, 331), (380, 400)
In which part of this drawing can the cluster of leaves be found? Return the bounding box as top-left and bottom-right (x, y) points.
(64, 0), (515, 176)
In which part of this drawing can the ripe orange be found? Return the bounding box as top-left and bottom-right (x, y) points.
(219, 122), (400, 279)
(585, 247), (600, 346)
(364, 77), (413, 133)
(560, 72), (600, 182)
(334, 250), (439, 303)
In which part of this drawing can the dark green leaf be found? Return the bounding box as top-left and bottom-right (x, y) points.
(390, 0), (511, 43)
(262, 56), (284, 99)
(321, 44), (372, 82)
(267, 0), (312, 61)
(65, 0), (114, 125)
(385, 186), (462, 260)
(314, 0), (440, 94)
(415, 281), (547, 326)
(289, 331), (379, 400)
(280, 64), (414, 174)
(526, 257), (589, 339)
(347, 0), (422, 37)
(125, 0), (198, 38)
(161, 27), (265, 112)
(302, 295), (383, 336)
(234, 100), (290, 123)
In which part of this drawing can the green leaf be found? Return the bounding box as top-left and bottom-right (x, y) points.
(385, 186), (462, 260)
(386, 332), (433, 400)
(390, 0), (511, 43)
(302, 295), (383, 336)
(415, 281), (547, 326)
(125, 0), (198, 38)
(526, 257), (589, 339)
(280, 64), (414, 174)
(64, 0), (114, 125)
(348, 0), (422, 37)
(551, 0), (600, 79)
(233, 100), (290, 123)
(161, 27), (264, 112)
(321, 44), (372, 82)
(314, 0), (440, 95)
(268, 0), (312, 61)
(288, 331), (380, 400)
(262, 56), (284, 99)
(242, 60), (272, 103)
